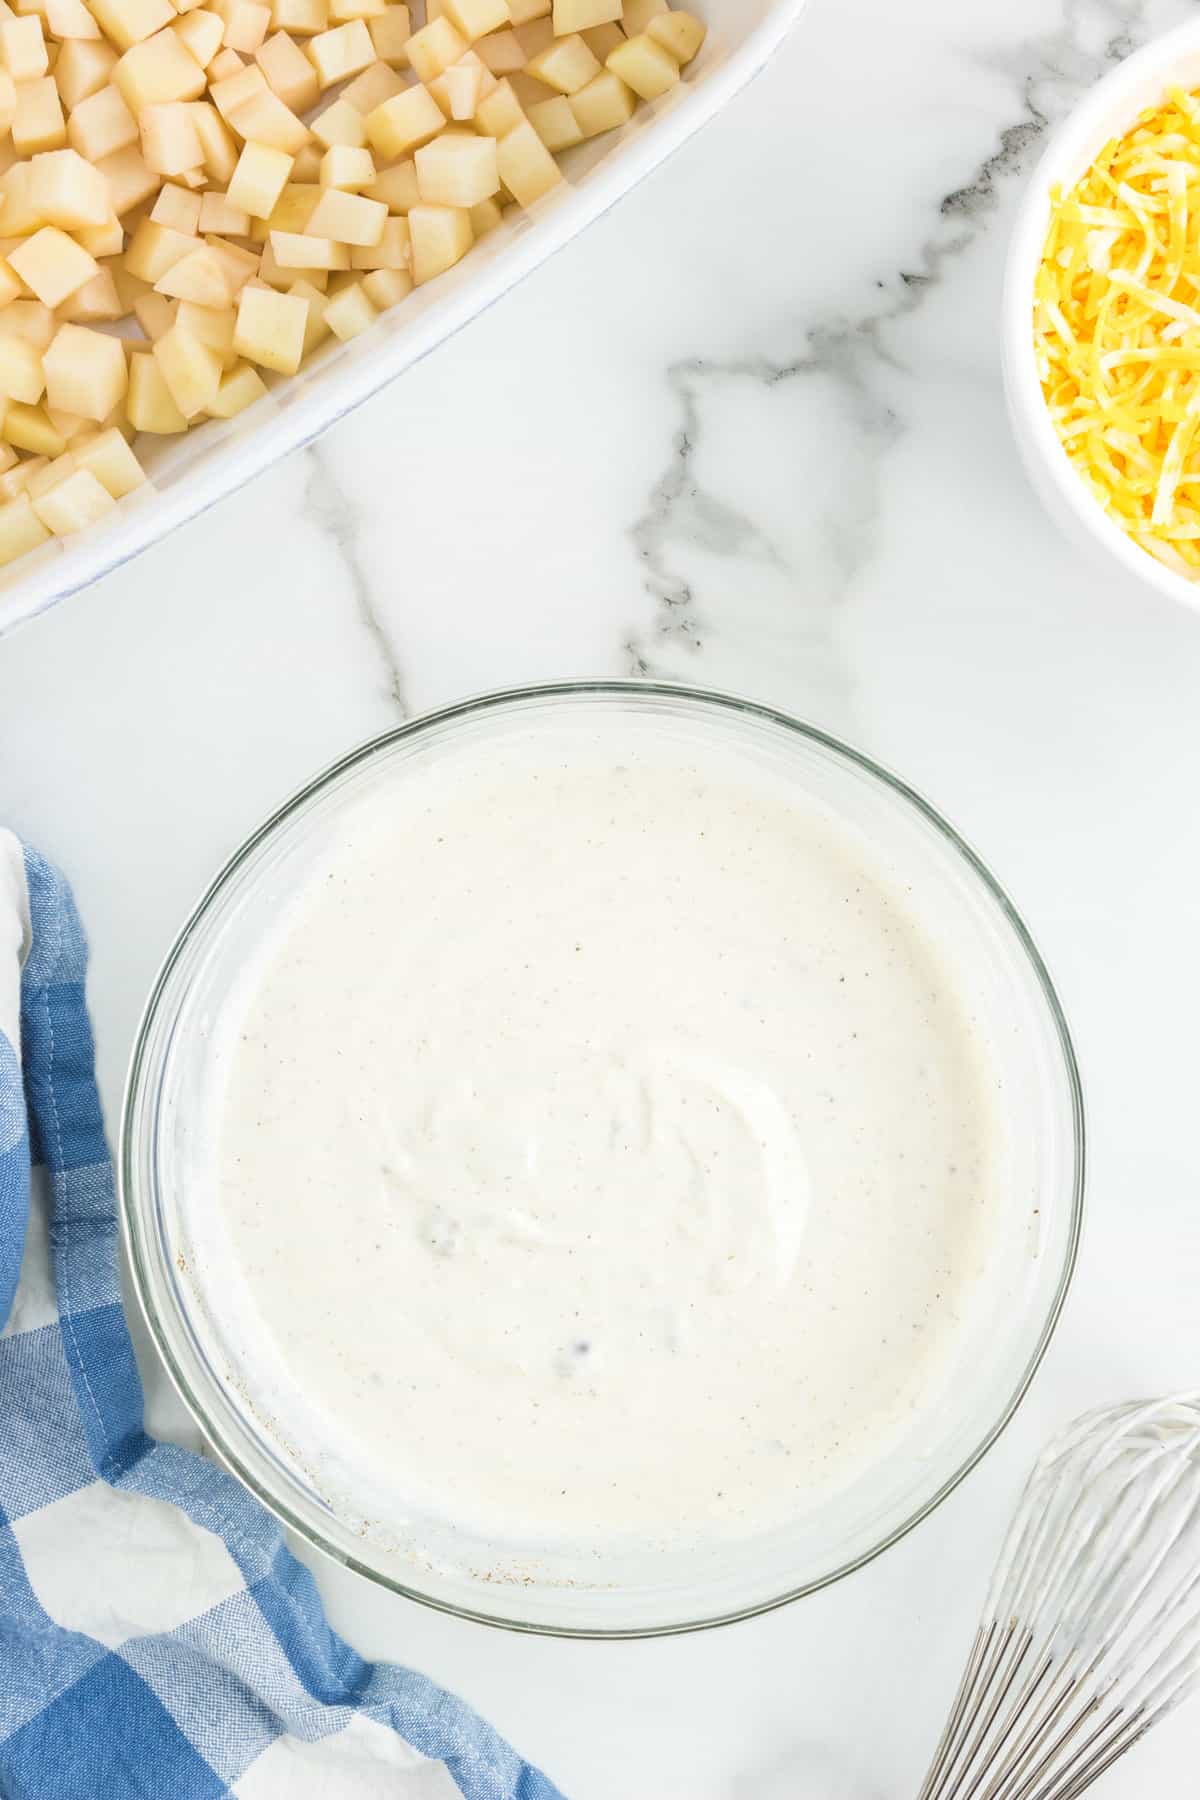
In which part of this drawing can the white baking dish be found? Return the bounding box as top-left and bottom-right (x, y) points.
(0, 0), (806, 636)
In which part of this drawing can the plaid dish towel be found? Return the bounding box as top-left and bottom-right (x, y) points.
(0, 832), (564, 1800)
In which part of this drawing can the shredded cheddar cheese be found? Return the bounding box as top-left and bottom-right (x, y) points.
(1035, 88), (1200, 575)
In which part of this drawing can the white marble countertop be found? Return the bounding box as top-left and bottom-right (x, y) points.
(3, 0), (1200, 1792)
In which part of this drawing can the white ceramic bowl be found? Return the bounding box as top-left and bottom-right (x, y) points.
(0, 0), (806, 637)
(1003, 18), (1200, 610)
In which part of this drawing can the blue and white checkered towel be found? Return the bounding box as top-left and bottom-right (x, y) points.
(0, 833), (564, 1800)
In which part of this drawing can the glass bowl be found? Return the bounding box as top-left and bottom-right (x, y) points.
(120, 682), (1084, 1637)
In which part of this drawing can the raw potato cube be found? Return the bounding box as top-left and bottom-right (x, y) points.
(620, 0), (667, 28)
(140, 100), (204, 173)
(206, 356), (266, 413)
(0, 491), (49, 562)
(361, 262), (409, 307)
(57, 264), (123, 317)
(472, 75), (521, 135)
(328, 0), (385, 20)
(440, 0), (506, 43)
(429, 52), (484, 118)
(0, 300), (56, 348)
(287, 273), (328, 347)
(0, 259), (22, 308)
(526, 33), (598, 93)
(363, 154), (415, 211)
(0, 459), (47, 500)
(8, 225), (97, 303)
(42, 320), (127, 417)
(366, 6), (408, 66)
(305, 17), (371, 85)
(27, 453), (78, 496)
(173, 9), (225, 67)
(88, 0), (175, 51)
(228, 137), (292, 216)
(126, 349), (186, 428)
(605, 31), (677, 100)
(153, 316), (221, 412)
(175, 294), (235, 350)
(290, 140), (321, 178)
(197, 185), (248, 231)
(407, 199), (469, 282)
(209, 60), (264, 116)
(54, 39), (118, 108)
(150, 178), (201, 229)
(526, 91), (580, 151)
(319, 141), (372, 187)
(4, 402), (67, 454)
(226, 85), (308, 151)
(0, 333), (44, 402)
(472, 26), (522, 74)
(580, 21), (622, 57)
(551, 0), (618, 27)
(73, 423), (145, 493)
(255, 28), (318, 109)
(31, 464), (115, 532)
(96, 142), (160, 210)
(1, 16), (49, 81)
(322, 273), (374, 336)
(339, 57), (401, 109)
(468, 192), (500, 233)
(75, 213), (123, 253)
(495, 115), (559, 204)
(124, 215), (195, 278)
(306, 181), (383, 242)
(507, 0), (549, 18)
(13, 77), (67, 154)
(646, 10), (704, 62)
(155, 242), (235, 300)
(404, 14), (464, 79)
(67, 81), (138, 159)
(311, 94), (363, 145)
(268, 227), (347, 266)
(27, 146), (111, 224)
(262, 178), (318, 229)
(224, 0), (271, 52)
(348, 210), (406, 265)
(272, 0), (326, 33)
(567, 66), (631, 135)
(114, 29), (207, 108)
(363, 80), (441, 157)
(233, 279), (305, 369)
(133, 287), (177, 334)
(414, 127), (496, 206)
(187, 100), (237, 180)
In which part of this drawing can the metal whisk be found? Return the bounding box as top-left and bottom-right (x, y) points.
(917, 1394), (1200, 1800)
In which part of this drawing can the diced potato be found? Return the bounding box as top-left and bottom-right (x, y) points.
(140, 100), (204, 174)
(305, 16), (371, 85)
(223, 0), (271, 53)
(31, 463), (114, 531)
(114, 29), (206, 108)
(580, 21), (622, 57)
(227, 139), (291, 218)
(551, 0), (618, 28)
(233, 278), (305, 369)
(196, 184), (247, 231)
(407, 199), (469, 282)
(42, 319), (127, 416)
(319, 140), (373, 188)
(126, 348), (186, 427)
(267, 226), (347, 267)
(467, 192), (500, 233)
(514, 15), (552, 56)
(1, 15), (49, 81)
(4, 400), (66, 454)
(150, 177), (201, 229)
(495, 114), (558, 204)
(187, 99), (237, 179)
(67, 81), (138, 159)
(173, 8), (225, 67)
(27, 146), (111, 224)
(440, 0), (505, 41)
(155, 241), (234, 300)
(206, 355), (265, 413)
(124, 213), (194, 277)
(0, 258), (21, 307)
(0, 299), (55, 348)
(8, 224), (97, 303)
(54, 38), (118, 107)
(361, 262), (409, 307)
(152, 316), (221, 411)
(363, 153), (415, 211)
(27, 452), (78, 496)
(305, 180), (383, 242)
(287, 272), (327, 347)
(646, 10), (703, 62)
(348, 209), (405, 266)
(204, 232), (260, 290)
(414, 126), (496, 205)
(175, 294), (235, 350)
(338, 56), (400, 109)
(507, 0), (549, 19)
(366, 5), (408, 66)
(404, 13), (463, 80)
(133, 285), (176, 333)
(73, 422), (145, 492)
(208, 58), (264, 116)
(566, 65), (631, 135)
(262, 177), (317, 229)
(13, 77), (67, 154)
(321, 272), (374, 336)
(75, 211), (123, 252)
(0, 332), (44, 402)
(526, 91), (580, 151)
(95, 141), (159, 209)
(226, 84), (308, 150)
(56, 262), (122, 315)
(362, 79), (440, 157)
(87, 0), (175, 52)
(328, 0), (384, 20)
(473, 26), (522, 73)
(526, 32), (597, 93)
(311, 93), (363, 145)
(620, 0), (667, 28)
(429, 51), (483, 119)
(0, 491), (49, 562)
(254, 28), (317, 109)
(271, 0), (326, 36)
(605, 30), (677, 100)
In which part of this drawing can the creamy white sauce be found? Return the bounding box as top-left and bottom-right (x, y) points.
(204, 719), (1005, 1552)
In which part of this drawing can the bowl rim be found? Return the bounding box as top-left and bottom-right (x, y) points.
(1002, 15), (1200, 612)
(119, 678), (1086, 1639)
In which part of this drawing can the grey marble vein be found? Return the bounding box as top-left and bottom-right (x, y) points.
(304, 441), (408, 717)
(627, 0), (1155, 707)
